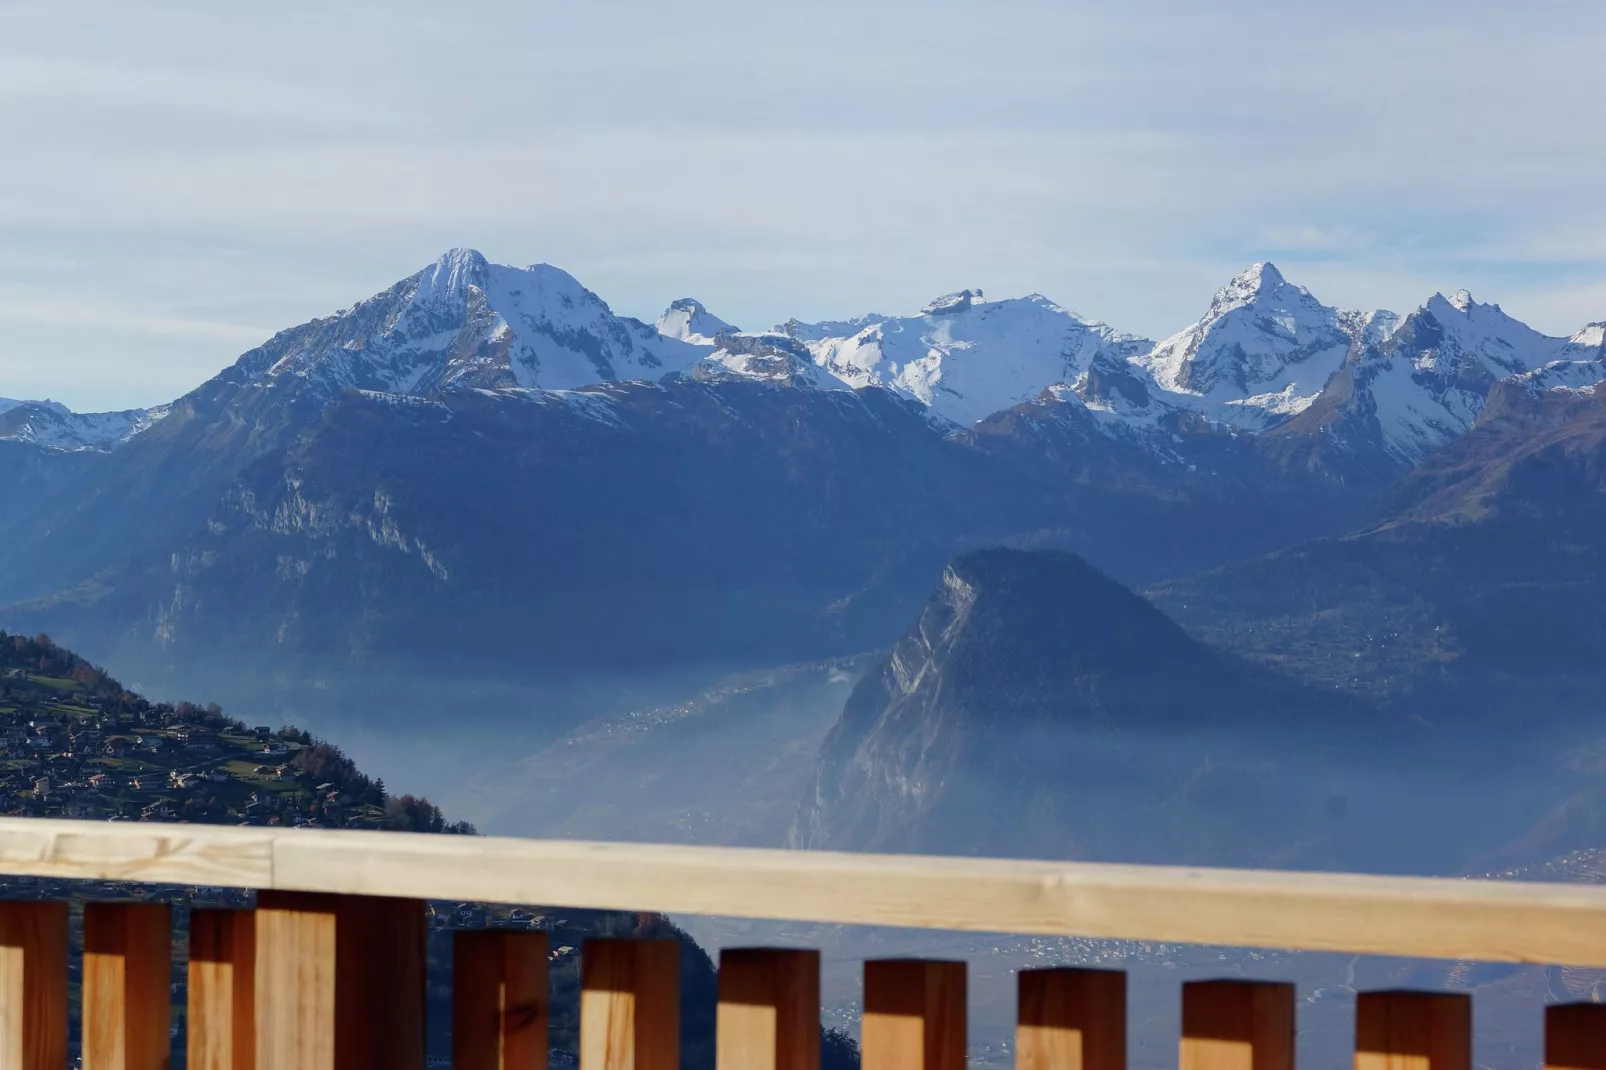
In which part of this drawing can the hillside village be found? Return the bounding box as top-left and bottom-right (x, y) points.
(0, 630), (469, 831)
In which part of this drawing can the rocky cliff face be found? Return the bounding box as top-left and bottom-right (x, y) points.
(790, 548), (1390, 866)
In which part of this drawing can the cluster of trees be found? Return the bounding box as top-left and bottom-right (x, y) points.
(383, 793), (477, 835)
(284, 738), (474, 833)
(2, 630), (128, 701)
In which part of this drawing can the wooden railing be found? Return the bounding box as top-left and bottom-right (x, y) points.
(1, 817), (1604, 1069)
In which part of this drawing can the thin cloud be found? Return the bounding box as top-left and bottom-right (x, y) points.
(2, 0), (1604, 407)
(0, 294), (271, 341)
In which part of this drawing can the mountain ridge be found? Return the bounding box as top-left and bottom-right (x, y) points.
(8, 251), (1596, 472)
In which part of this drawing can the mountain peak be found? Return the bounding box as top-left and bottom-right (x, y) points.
(1199, 262), (1310, 324)
(1242, 260), (1286, 288)
(1563, 322), (1606, 357)
(789, 546), (1326, 857)
(920, 289), (984, 316)
(0, 398), (70, 416)
(656, 298), (735, 343)
(1425, 289), (1488, 320)
(1134, 260), (1347, 418)
(417, 248), (491, 298)
(1217, 262), (1288, 304)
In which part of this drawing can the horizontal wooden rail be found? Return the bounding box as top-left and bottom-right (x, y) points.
(3, 817), (1606, 966)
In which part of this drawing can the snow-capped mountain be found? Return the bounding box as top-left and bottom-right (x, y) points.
(230, 248), (711, 402)
(1499, 323), (1606, 396)
(0, 400), (170, 452)
(776, 290), (1153, 425)
(1561, 322), (1606, 361)
(1287, 289), (1577, 463)
(655, 298), (736, 345)
(1129, 262), (1377, 431)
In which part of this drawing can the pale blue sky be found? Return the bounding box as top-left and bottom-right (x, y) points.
(3, 0), (1605, 411)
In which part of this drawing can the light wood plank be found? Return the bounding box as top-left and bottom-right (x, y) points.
(1355, 991), (1470, 1070)
(454, 930), (549, 1070)
(581, 939), (680, 1070)
(0, 901), (67, 1070)
(6, 819), (1606, 967)
(862, 960), (965, 1070)
(1181, 980), (1293, 1070)
(1017, 967), (1124, 1070)
(253, 892), (424, 1070)
(1546, 1004), (1606, 1070)
(246, 828), (1606, 968)
(0, 822), (271, 888)
(253, 893), (335, 1070)
(189, 909), (255, 1070)
(83, 903), (171, 1070)
(717, 949), (819, 1070)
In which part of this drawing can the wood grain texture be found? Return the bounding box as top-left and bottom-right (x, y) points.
(6, 818), (1606, 966)
(717, 949), (819, 1070)
(189, 910), (255, 1070)
(862, 960), (965, 1070)
(83, 903), (171, 1070)
(0, 901), (67, 1070)
(0, 822), (270, 888)
(1546, 1004), (1606, 1070)
(1017, 968), (1124, 1070)
(581, 939), (680, 1070)
(1354, 991), (1470, 1070)
(253, 892), (424, 1070)
(253, 893), (335, 1070)
(1181, 981), (1293, 1070)
(454, 930), (549, 1070)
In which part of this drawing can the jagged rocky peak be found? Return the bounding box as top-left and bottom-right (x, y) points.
(656, 298), (736, 344)
(416, 247), (492, 297)
(1210, 261), (1293, 311)
(920, 289), (984, 315)
(207, 250), (715, 404)
(1132, 262), (1361, 427)
(1400, 288), (1565, 378)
